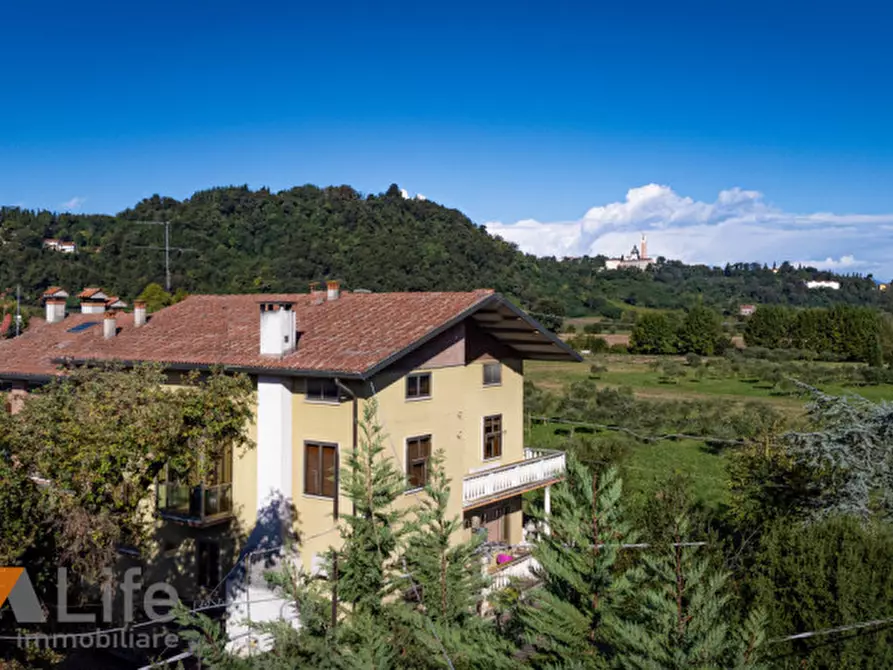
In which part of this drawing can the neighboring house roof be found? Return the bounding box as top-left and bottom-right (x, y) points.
(105, 297), (127, 309)
(77, 288), (108, 300)
(0, 314), (11, 337)
(0, 290), (580, 380)
(42, 287), (69, 299)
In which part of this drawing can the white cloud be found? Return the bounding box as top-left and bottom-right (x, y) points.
(485, 184), (893, 278)
(60, 196), (86, 211)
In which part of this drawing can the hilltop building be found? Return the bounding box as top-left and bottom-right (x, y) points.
(604, 234), (653, 270)
(43, 238), (76, 253)
(0, 283), (578, 648)
(739, 304), (756, 316)
(805, 280), (841, 290)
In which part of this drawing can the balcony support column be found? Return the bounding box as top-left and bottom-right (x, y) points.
(543, 484), (552, 536)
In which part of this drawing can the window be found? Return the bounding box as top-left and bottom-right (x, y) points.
(406, 435), (432, 489)
(197, 540), (220, 589)
(483, 362), (502, 386)
(483, 415), (502, 460)
(405, 372), (431, 400)
(306, 378), (340, 402)
(305, 442), (338, 498)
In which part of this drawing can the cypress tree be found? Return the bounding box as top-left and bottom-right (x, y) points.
(337, 398), (408, 613)
(612, 515), (767, 669)
(519, 459), (636, 667)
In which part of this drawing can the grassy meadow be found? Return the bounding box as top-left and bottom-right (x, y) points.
(524, 355), (893, 510)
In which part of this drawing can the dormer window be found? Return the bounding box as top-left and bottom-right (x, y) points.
(406, 372), (431, 400)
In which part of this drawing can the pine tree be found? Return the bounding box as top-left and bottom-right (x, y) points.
(519, 459), (636, 668)
(612, 515), (767, 669)
(402, 449), (517, 668)
(337, 398), (408, 613)
(404, 449), (486, 622)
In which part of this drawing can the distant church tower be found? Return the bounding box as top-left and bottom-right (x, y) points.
(640, 234), (648, 260)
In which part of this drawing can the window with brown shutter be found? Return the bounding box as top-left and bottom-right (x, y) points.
(483, 415), (502, 460)
(406, 435), (431, 489)
(305, 442), (338, 497)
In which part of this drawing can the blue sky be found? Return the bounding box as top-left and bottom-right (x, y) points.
(3, 0), (893, 272)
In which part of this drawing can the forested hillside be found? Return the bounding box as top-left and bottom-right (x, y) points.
(1, 184), (888, 318)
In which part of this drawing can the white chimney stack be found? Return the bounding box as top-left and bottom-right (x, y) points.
(133, 301), (147, 327)
(103, 311), (117, 339)
(45, 298), (67, 324)
(259, 302), (296, 356)
(326, 280), (340, 301)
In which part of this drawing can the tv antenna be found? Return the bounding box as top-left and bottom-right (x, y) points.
(129, 221), (196, 291)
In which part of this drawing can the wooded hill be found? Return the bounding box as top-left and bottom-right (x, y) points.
(1, 184), (888, 320)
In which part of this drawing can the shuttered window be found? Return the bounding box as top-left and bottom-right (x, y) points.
(406, 435), (432, 489)
(305, 442), (338, 498)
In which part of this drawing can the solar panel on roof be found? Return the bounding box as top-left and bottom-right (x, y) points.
(67, 321), (100, 333)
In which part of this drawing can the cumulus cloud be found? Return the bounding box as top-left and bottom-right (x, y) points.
(485, 184), (893, 278)
(60, 196), (86, 211)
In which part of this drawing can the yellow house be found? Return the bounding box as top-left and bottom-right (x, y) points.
(0, 283), (579, 641)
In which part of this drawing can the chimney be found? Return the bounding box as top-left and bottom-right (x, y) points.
(133, 301), (147, 327)
(259, 301), (296, 355)
(103, 311), (117, 339)
(79, 288), (107, 314)
(326, 280), (340, 301)
(45, 298), (67, 324)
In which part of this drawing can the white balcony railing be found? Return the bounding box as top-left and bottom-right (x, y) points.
(462, 448), (565, 507)
(484, 551), (541, 597)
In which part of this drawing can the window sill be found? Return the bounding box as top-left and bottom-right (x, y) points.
(305, 399), (342, 406)
(302, 493), (336, 501)
(482, 456), (503, 463)
(483, 382), (502, 388)
(404, 486), (425, 496)
(405, 396), (432, 402)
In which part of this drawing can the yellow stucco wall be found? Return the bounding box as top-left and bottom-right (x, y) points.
(288, 357), (525, 570)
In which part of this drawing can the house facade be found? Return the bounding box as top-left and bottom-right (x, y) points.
(0, 282), (578, 642)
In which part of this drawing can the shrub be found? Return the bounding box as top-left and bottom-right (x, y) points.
(609, 344), (628, 354)
(685, 353), (701, 368)
(564, 324), (577, 334)
(583, 323), (603, 334)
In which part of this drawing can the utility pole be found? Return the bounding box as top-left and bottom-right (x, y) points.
(129, 220), (195, 292)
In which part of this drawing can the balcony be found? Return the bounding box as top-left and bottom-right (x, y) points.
(462, 448), (565, 508)
(156, 482), (233, 526)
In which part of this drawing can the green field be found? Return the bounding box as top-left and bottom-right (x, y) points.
(525, 357), (893, 510)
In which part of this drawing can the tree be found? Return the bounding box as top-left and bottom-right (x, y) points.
(518, 460), (636, 667)
(676, 305), (724, 356)
(336, 399), (408, 613)
(8, 365), (254, 583)
(403, 450), (486, 622)
(744, 305), (791, 349)
(136, 282), (174, 312)
(629, 313), (677, 355)
(747, 516), (893, 668)
(613, 515), (767, 669)
(403, 450), (516, 667)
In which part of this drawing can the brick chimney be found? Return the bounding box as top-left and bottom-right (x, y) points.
(326, 280), (341, 301)
(259, 301), (296, 355)
(103, 311), (117, 339)
(133, 301), (147, 327)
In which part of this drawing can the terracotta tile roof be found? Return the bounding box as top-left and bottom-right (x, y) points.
(42, 287), (68, 299)
(77, 288), (106, 300)
(0, 290), (496, 379)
